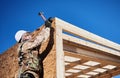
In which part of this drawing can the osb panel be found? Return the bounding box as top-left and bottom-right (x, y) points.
(41, 22), (56, 78)
(0, 22), (56, 78)
(0, 44), (19, 78)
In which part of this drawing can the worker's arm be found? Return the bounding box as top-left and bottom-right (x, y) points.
(22, 20), (51, 51)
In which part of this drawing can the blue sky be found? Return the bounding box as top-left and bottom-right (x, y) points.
(0, 0), (120, 77)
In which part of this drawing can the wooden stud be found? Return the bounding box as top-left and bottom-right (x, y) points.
(55, 18), (65, 78)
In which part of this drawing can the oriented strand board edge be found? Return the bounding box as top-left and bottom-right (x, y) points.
(54, 17), (120, 52)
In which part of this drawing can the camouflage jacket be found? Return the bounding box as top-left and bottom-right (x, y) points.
(17, 27), (50, 74)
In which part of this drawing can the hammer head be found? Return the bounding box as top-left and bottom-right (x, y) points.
(38, 12), (44, 16)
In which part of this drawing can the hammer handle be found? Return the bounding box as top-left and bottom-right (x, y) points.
(39, 12), (47, 21)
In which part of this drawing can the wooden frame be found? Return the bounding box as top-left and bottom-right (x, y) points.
(55, 20), (65, 78)
(54, 17), (120, 78)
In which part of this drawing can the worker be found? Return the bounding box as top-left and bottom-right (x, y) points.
(15, 18), (53, 78)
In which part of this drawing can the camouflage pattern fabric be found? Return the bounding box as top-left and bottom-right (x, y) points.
(16, 27), (50, 78)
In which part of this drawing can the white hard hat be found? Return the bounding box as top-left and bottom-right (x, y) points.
(15, 30), (27, 42)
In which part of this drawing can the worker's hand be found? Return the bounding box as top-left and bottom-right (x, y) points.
(48, 17), (53, 23)
(45, 17), (53, 27)
(45, 20), (51, 27)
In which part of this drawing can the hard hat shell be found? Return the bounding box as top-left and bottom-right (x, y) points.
(15, 30), (27, 42)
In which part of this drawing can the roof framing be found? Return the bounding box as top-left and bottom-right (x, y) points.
(54, 17), (120, 78)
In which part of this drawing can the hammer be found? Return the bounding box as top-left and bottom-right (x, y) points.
(38, 12), (47, 21)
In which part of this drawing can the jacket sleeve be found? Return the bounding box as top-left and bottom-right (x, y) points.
(22, 27), (50, 51)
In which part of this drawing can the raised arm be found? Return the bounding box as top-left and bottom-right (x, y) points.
(22, 19), (52, 51)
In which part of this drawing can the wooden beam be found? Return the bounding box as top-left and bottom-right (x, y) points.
(65, 59), (88, 70)
(64, 51), (120, 67)
(63, 38), (120, 63)
(111, 68), (120, 77)
(55, 19), (65, 78)
(62, 33), (120, 57)
(55, 17), (120, 52)
(98, 68), (120, 78)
